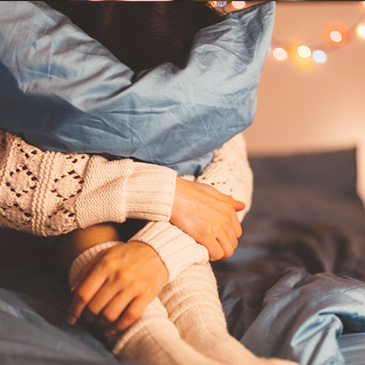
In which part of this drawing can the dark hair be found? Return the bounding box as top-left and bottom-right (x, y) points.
(45, 1), (222, 71)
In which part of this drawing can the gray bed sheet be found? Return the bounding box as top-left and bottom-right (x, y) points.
(1, 148), (365, 364)
(213, 148), (365, 364)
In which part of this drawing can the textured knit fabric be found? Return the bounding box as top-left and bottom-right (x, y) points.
(0, 130), (252, 281)
(69, 249), (296, 365)
(0, 129), (176, 236)
(130, 132), (253, 280)
(111, 296), (222, 365)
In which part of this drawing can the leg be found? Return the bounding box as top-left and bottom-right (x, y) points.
(110, 296), (222, 365)
(61, 224), (221, 365)
(159, 263), (297, 365)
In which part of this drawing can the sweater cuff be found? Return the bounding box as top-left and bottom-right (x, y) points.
(75, 157), (177, 229)
(68, 241), (121, 288)
(124, 162), (177, 222)
(129, 222), (209, 281)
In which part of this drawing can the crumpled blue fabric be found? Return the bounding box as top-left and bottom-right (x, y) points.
(241, 270), (365, 365)
(0, 1), (275, 176)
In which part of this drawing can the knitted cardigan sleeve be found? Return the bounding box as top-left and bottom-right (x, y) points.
(129, 132), (253, 280)
(0, 129), (176, 236)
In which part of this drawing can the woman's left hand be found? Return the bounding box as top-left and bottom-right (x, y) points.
(68, 241), (168, 335)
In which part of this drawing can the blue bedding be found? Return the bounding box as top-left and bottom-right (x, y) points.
(1, 148), (365, 364)
(0, 1), (274, 176)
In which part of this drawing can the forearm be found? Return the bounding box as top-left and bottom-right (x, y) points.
(131, 133), (253, 281)
(0, 129), (176, 236)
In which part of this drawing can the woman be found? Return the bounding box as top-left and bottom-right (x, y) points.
(0, 2), (296, 364)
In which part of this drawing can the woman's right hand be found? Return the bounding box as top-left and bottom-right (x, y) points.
(171, 177), (245, 260)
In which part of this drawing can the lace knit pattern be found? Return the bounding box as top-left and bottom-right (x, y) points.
(0, 129), (176, 237)
(195, 132), (253, 222)
(0, 130), (89, 235)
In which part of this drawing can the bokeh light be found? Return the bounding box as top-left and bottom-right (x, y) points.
(312, 50), (327, 63)
(272, 47), (288, 61)
(297, 45), (311, 58)
(357, 24), (365, 38)
(330, 30), (343, 43)
(231, 1), (246, 10)
(217, 1), (227, 7)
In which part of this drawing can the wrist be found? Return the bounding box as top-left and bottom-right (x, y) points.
(68, 241), (121, 288)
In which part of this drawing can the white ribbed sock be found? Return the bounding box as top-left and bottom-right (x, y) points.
(159, 263), (297, 365)
(69, 242), (221, 365)
(111, 297), (222, 365)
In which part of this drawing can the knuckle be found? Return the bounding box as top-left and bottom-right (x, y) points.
(125, 308), (141, 323)
(233, 238), (239, 249)
(87, 303), (99, 317)
(210, 249), (224, 261)
(224, 246), (235, 258)
(75, 289), (88, 304)
(200, 224), (213, 238)
(102, 311), (118, 324)
(221, 216), (230, 227)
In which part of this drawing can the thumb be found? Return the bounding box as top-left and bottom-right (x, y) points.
(232, 198), (245, 211)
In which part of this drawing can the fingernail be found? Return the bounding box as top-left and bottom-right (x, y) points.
(70, 282), (79, 293)
(68, 316), (77, 325)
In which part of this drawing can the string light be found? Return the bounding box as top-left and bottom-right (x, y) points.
(207, 1), (248, 10)
(312, 50), (327, 63)
(357, 24), (365, 38)
(270, 1), (365, 67)
(330, 30), (343, 43)
(272, 47), (288, 61)
(297, 45), (311, 58)
(231, 1), (246, 10)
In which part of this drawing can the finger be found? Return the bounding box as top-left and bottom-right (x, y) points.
(195, 227), (225, 260)
(216, 229), (236, 258)
(106, 295), (150, 335)
(82, 279), (121, 324)
(231, 211), (243, 238)
(94, 289), (135, 329)
(68, 264), (108, 324)
(231, 197), (245, 211)
(206, 239), (225, 261)
(70, 253), (100, 292)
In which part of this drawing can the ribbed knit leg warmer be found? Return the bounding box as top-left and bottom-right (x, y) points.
(69, 242), (221, 365)
(110, 296), (222, 365)
(159, 263), (297, 365)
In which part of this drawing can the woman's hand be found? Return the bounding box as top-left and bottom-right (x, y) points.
(171, 177), (245, 261)
(68, 241), (168, 335)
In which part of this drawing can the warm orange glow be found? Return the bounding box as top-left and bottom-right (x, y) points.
(272, 47), (288, 61)
(297, 45), (311, 58)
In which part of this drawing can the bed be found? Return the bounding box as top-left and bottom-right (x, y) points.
(1, 147), (364, 365)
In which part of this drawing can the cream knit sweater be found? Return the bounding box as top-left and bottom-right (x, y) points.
(0, 129), (253, 280)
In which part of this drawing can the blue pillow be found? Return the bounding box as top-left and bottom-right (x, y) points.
(0, 1), (275, 176)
